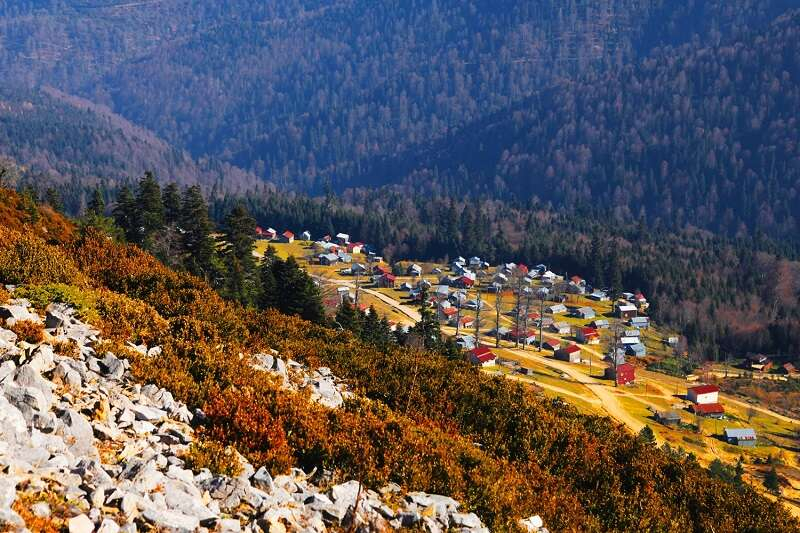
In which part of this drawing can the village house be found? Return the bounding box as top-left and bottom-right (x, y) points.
(454, 276), (475, 290)
(300, 230), (312, 241)
(572, 306), (596, 319)
(407, 263), (423, 277)
(336, 233), (350, 245)
(687, 384), (724, 418)
(440, 306), (459, 322)
(337, 252), (352, 263)
(629, 316), (650, 329)
(687, 384), (720, 404)
(546, 303), (568, 315)
(509, 328), (538, 345)
(431, 267), (443, 275)
(620, 336), (639, 346)
(434, 285), (450, 300)
(372, 264), (391, 276)
(624, 329), (640, 338)
(493, 272), (508, 285)
(550, 322), (571, 335)
(633, 291), (649, 310)
(539, 338), (561, 351)
(615, 302), (638, 320)
(486, 326), (509, 339)
(567, 275), (586, 294)
(457, 316), (475, 329)
(591, 319), (610, 329)
(378, 273), (396, 288)
(656, 410), (682, 427)
(587, 290), (610, 302)
(319, 253), (340, 266)
(626, 343), (647, 358)
(280, 230), (295, 243)
(469, 256), (482, 268)
(350, 263), (367, 275)
(468, 346), (497, 367)
(347, 242), (364, 255)
(724, 428), (757, 447)
(781, 362), (798, 375)
(464, 298), (486, 310)
(605, 362), (635, 385)
(399, 282), (413, 292)
(743, 354), (773, 372)
(606, 350), (627, 366)
(555, 344), (582, 363)
(577, 327), (600, 345)
(456, 334), (476, 350)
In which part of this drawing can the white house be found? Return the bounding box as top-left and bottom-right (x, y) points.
(336, 232), (350, 245)
(687, 384), (720, 405)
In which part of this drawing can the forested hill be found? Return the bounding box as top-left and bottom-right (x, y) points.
(0, 0), (792, 194)
(357, 9), (800, 240)
(0, 85), (263, 213)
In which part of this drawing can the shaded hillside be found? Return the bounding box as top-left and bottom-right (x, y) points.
(361, 9), (800, 240)
(1, 0), (791, 193)
(0, 85), (263, 212)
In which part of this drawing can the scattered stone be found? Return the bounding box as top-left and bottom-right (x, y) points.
(68, 513), (95, 533)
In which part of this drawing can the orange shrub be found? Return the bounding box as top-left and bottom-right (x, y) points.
(8, 319), (44, 344)
(0, 227), (86, 286)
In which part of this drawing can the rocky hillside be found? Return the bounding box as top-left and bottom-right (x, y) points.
(0, 297), (511, 532)
(0, 187), (797, 532)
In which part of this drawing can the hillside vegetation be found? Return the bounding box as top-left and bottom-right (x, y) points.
(1, 189), (797, 531)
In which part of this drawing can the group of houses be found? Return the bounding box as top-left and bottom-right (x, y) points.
(256, 226), (306, 243)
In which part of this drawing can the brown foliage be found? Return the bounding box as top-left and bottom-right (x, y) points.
(7, 319), (44, 344)
(0, 227), (86, 287)
(183, 440), (243, 478)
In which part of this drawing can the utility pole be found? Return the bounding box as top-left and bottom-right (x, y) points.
(523, 288), (532, 352)
(354, 269), (361, 307)
(454, 293), (462, 339)
(475, 288), (482, 344)
(612, 322), (622, 387)
(538, 292), (545, 352)
(495, 283), (503, 348)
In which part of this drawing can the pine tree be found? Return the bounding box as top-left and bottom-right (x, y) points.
(135, 172), (166, 246)
(44, 188), (63, 213)
(163, 183), (182, 225)
(637, 425), (656, 446)
(223, 203), (258, 305)
(410, 286), (441, 350)
(336, 301), (362, 335)
(180, 185), (216, 279)
(764, 465), (781, 494)
(87, 188), (106, 216)
(113, 186), (137, 241)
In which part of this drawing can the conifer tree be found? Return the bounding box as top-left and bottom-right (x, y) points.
(180, 185), (216, 279)
(135, 172), (166, 246)
(336, 301), (362, 335)
(113, 186), (137, 241)
(87, 188), (106, 216)
(163, 183), (182, 225)
(223, 202), (258, 305)
(411, 286), (440, 350)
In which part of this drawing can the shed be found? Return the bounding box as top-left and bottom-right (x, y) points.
(656, 410), (682, 427)
(724, 428), (757, 447)
(468, 346), (496, 367)
(573, 306), (596, 319)
(615, 303), (637, 319)
(626, 343), (647, 358)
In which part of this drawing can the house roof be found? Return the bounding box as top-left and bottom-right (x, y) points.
(570, 275), (583, 284)
(382, 273), (396, 281)
(459, 316), (474, 326)
(559, 344), (581, 354)
(459, 276), (475, 285)
(282, 230), (294, 238)
(580, 327), (598, 336)
(469, 346), (496, 363)
(724, 428), (756, 440)
(442, 307), (459, 316)
(692, 403), (724, 414)
(688, 384), (720, 395)
(657, 410), (681, 420)
(320, 253), (339, 262)
(616, 303), (637, 312)
(615, 363), (635, 373)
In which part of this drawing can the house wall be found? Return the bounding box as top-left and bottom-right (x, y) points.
(689, 391), (719, 404)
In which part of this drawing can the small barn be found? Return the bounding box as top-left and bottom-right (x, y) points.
(555, 344), (581, 363)
(724, 428), (757, 447)
(604, 363), (635, 385)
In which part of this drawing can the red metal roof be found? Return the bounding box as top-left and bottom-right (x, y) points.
(383, 273), (396, 282)
(442, 307), (459, 316)
(570, 275), (583, 283)
(580, 327), (598, 335)
(459, 276), (475, 286)
(282, 230), (294, 238)
(692, 403), (724, 414)
(561, 344), (581, 354)
(470, 346), (495, 363)
(688, 384), (720, 395)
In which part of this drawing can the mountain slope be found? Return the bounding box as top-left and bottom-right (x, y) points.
(0, 85), (263, 210)
(1, 0), (793, 193)
(359, 9), (800, 239)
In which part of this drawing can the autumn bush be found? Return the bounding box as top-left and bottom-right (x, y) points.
(183, 440), (243, 478)
(8, 319), (44, 344)
(14, 283), (99, 323)
(0, 227), (86, 287)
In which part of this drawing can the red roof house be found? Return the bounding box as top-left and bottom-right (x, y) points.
(281, 230), (295, 243)
(379, 273), (397, 288)
(457, 276), (475, 288)
(605, 362), (635, 385)
(687, 384), (720, 405)
(555, 344), (581, 363)
(577, 327), (600, 344)
(690, 402), (725, 418)
(468, 346), (496, 367)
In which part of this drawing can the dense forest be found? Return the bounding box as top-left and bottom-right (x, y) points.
(0, 2), (794, 195)
(0, 85), (263, 213)
(361, 10), (800, 239)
